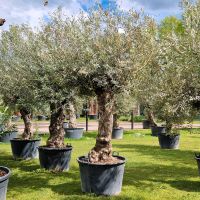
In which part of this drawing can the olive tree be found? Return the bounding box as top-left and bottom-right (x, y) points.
(161, 0), (200, 111)
(19, 9), (81, 147)
(0, 25), (36, 139)
(73, 8), (158, 163)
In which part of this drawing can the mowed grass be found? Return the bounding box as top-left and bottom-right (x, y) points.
(1, 129), (200, 200)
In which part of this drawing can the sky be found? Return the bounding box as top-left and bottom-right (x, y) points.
(0, 0), (182, 30)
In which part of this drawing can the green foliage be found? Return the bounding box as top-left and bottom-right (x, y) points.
(73, 7), (158, 97)
(159, 16), (184, 37)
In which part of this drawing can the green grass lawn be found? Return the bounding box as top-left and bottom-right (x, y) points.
(1, 129), (200, 200)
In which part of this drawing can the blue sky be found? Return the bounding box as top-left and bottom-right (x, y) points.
(0, 0), (182, 30)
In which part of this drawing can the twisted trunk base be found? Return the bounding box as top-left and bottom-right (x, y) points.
(89, 92), (117, 164)
(20, 108), (33, 140)
(47, 102), (65, 148)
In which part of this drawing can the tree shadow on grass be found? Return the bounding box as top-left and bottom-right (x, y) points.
(114, 143), (200, 192)
(114, 143), (196, 165)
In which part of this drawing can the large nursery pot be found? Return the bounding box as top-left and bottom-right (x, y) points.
(10, 138), (41, 160)
(0, 131), (18, 143)
(151, 126), (166, 137)
(142, 120), (151, 129)
(77, 155), (126, 196)
(158, 133), (180, 149)
(89, 114), (98, 120)
(112, 128), (123, 139)
(38, 145), (72, 171)
(0, 166), (11, 200)
(195, 153), (200, 175)
(63, 122), (69, 129)
(64, 128), (84, 139)
(37, 115), (46, 121)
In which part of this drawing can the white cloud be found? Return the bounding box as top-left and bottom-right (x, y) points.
(0, 0), (84, 30)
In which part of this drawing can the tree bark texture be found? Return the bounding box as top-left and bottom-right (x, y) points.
(88, 92), (117, 163)
(147, 110), (157, 127)
(66, 102), (77, 128)
(166, 119), (173, 135)
(20, 108), (33, 140)
(47, 102), (65, 148)
(113, 113), (120, 128)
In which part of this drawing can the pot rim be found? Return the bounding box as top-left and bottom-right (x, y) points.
(0, 166), (11, 182)
(77, 155), (126, 166)
(38, 145), (72, 151)
(10, 138), (41, 142)
(113, 127), (124, 130)
(64, 128), (84, 130)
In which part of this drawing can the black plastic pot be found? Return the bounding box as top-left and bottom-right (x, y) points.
(89, 115), (98, 120)
(37, 115), (46, 121)
(64, 128), (84, 139)
(63, 122), (69, 129)
(76, 114), (80, 119)
(77, 155), (126, 196)
(112, 128), (123, 139)
(0, 166), (11, 200)
(38, 146), (72, 171)
(158, 134), (180, 149)
(0, 131), (18, 143)
(195, 153), (200, 175)
(151, 126), (166, 137)
(142, 120), (151, 129)
(10, 138), (41, 160)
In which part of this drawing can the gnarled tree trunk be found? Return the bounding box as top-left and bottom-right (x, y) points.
(166, 119), (173, 135)
(113, 113), (119, 129)
(66, 102), (77, 128)
(20, 107), (33, 140)
(147, 110), (157, 127)
(89, 92), (116, 163)
(47, 102), (65, 148)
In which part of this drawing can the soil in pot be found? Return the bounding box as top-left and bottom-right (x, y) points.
(77, 155), (125, 196)
(158, 134), (180, 149)
(64, 128), (84, 139)
(142, 120), (151, 129)
(10, 138), (41, 160)
(38, 145), (72, 171)
(0, 166), (11, 200)
(0, 131), (18, 143)
(151, 126), (166, 137)
(112, 128), (123, 139)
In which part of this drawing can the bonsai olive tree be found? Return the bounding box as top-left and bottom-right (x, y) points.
(73, 7), (158, 163)
(0, 25), (37, 139)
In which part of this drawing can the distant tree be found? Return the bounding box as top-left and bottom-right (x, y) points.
(159, 16), (184, 37)
(113, 93), (135, 129)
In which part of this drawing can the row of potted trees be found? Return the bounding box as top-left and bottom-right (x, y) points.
(0, 1), (200, 199)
